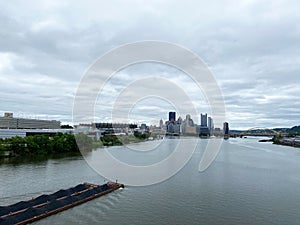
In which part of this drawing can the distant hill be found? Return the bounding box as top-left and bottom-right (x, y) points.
(216, 126), (299, 135)
(230, 126), (300, 134)
(273, 128), (290, 132)
(273, 126), (300, 135)
(230, 130), (243, 133)
(289, 125), (300, 133)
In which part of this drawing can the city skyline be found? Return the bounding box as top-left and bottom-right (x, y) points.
(0, 110), (297, 131)
(1, 2), (300, 224)
(0, 1), (299, 130)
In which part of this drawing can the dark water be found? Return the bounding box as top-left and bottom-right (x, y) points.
(1, 137), (300, 225)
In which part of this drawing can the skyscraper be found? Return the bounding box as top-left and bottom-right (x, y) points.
(223, 122), (229, 138)
(159, 119), (164, 128)
(185, 114), (194, 127)
(208, 117), (214, 134)
(200, 113), (207, 127)
(199, 113), (209, 136)
(166, 112), (180, 135)
(169, 112), (176, 122)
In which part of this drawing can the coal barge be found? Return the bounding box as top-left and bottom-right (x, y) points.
(0, 182), (124, 225)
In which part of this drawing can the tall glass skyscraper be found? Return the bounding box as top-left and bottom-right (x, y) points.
(200, 113), (207, 127)
(223, 122), (229, 135)
(169, 112), (176, 122)
(208, 117), (213, 133)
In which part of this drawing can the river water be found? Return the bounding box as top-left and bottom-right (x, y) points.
(1, 137), (300, 225)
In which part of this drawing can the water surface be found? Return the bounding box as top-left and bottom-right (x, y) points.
(1, 137), (300, 225)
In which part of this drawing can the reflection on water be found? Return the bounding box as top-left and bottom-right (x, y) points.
(0, 152), (82, 166)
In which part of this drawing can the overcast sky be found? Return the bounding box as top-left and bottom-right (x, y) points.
(0, 0), (299, 129)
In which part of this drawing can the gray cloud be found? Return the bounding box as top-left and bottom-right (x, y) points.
(0, 0), (299, 129)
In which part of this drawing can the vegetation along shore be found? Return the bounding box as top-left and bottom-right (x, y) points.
(0, 131), (150, 158)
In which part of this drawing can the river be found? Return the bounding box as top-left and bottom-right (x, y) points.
(1, 137), (300, 225)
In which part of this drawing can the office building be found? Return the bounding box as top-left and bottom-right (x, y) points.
(208, 117), (214, 134)
(159, 119), (164, 128)
(166, 112), (180, 135)
(181, 114), (196, 135)
(223, 122), (229, 138)
(199, 126), (210, 136)
(0, 129), (73, 139)
(186, 114), (194, 127)
(199, 113), (209, 136)
(169, 112), (176, 122)
(201, 113), (207, 127)
(0, 113), (61, 129)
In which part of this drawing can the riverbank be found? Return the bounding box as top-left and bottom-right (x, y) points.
(273, 137), (300, 148)
(98, 135), (147, 146)
(0, 151), (82, 165)
(0, 133), (149, 162)
(0, 133), (82, 158)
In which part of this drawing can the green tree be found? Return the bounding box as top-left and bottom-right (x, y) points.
(134, 131), (150, 139)
(75, 134), (93, 152)
(10, 136), (27, 155)
(61, 124), (73, 129)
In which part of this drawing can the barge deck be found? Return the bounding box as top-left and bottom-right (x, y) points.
(0, 182), (124, 225)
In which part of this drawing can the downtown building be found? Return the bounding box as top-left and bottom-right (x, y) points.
(166, 112), (180, 135)
(181, 114), (197, 135)
(208, 117), (214, 135)
(199, 113), (210, 136)
(87, 122), (138, 138)
(0, 113), (70, 139)
(0, 113), (61, 129)
(223, 122), (230, 138)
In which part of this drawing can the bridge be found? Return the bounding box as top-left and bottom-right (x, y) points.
(238, 127), (281, 137)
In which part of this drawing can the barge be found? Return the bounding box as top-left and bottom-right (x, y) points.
(0, 182), (124, 225)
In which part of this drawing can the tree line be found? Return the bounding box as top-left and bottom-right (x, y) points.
(0, 133), (93, 157)
(0, 131), (151, 157)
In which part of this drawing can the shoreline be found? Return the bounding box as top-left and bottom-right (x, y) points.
(273, 137), (300, 148)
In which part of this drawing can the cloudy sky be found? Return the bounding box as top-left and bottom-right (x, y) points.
(0, 0), (299, 130)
